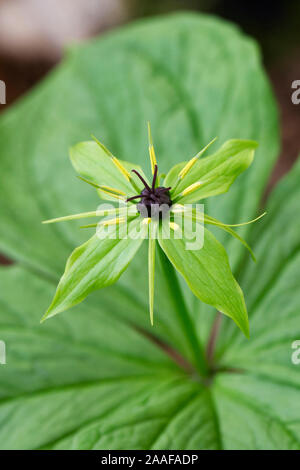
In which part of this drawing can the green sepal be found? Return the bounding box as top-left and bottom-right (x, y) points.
(165, 139), (257, 203)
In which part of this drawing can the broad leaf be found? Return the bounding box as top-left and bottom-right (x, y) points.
(70, 141), (148, 200)
(214, 157), (300, 376)
(0, 13), (278, 278)
(158, 221), (249, 337)
(2, 152), (300, 451)
(0, 266), (189, 450)
(0, 13), (293, 450)
(0, 12), (279, 366)
(166, 139), (257, 204)
(44, 217), (145, 320)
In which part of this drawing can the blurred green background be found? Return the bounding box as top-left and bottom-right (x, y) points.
(0, 0), (299, 262)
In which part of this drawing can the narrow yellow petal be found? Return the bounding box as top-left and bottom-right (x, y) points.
(221, 212), (267, 227)
(147, 122), (157, 174)
(43, 205), (137, 225)
(43, 211), (99, 224)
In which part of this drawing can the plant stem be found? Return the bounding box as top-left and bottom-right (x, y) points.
(157, 244), (208, 376)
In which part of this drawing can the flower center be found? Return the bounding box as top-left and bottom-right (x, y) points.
(127, 165), (172, 218)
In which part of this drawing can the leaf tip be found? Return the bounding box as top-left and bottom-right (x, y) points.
(241, 320), (250, 339)
(40, 313), (48, 324)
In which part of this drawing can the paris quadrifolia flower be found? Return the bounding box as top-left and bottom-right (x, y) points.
(42, 123), (265, 337)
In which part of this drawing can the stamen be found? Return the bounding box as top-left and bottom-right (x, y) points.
(152, 164), (158, 190)
(178, 137), (218, 180)
(178, 157), (198, 180)
(181, 181), (203, 197)
(147, 122), (157, 174)
(111, 157), (131, 181)
(92, 134), (139, 191)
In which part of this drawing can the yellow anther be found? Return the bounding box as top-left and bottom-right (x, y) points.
(147, 122), (157, 174)
(169, 222), (180, 231)
(142, 217), (151, 225)
(177, 137), (217, 182)
(178, 157), (197, 179)
(149, 146), (157, 174)
(181, 181), (202, 197)
(92, 135), (132, 183)
(112, 157), (131, 181)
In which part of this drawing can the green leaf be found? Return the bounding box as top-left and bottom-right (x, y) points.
(0, 12), (292, 450)
(70, 141), (148, 201)
(0, 14), (278, 278)
(166, 139), (257, 204)
(158, 220), (249, 337)
(215, 157), (300, 369)
(43, 217), (145, 320)
(0, 266), (191, 450)
(148, 220), (158, 326)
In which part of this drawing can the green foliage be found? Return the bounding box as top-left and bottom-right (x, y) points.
(70, 141), (147, 199)
(165, 139), (257, 203)
(158, 222), (249, 337)
(44, 135), (256, 331)
(43, 218), (145, 321)
(1, 13), (297, 450)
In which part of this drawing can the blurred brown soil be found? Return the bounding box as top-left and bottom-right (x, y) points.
(267, 51), (300, 194)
